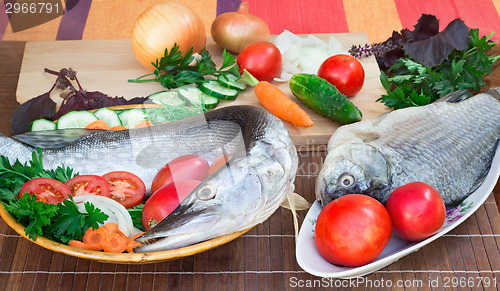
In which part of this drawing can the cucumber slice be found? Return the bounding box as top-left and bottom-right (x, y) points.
(94, 107), (122, 128)
(179, 87), (219, 110)
(217, 74), (247, 91)
(31, 119), (56, 131)
(198, 80), (239, 100)
(148, 90), (185, 107)
(56, 111), (98, 129)
(118, 109), (149, 128)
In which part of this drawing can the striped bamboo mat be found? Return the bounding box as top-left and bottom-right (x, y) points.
(1, 0), (500, 43)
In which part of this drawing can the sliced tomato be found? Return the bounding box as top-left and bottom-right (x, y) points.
(19, 178), (71, 204)
(64, 175), (111, 198)
(102, 171), (146, 208)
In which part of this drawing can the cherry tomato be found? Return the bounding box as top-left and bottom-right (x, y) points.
(102, 171), (146, 209)
(19, 178), (71, 204)
(236, 41), (282, 81)
(385, 182), (446, 242)
(151, 154), (209, 194)
(317, 54), (365, 97)
(315, 194), (392, 267)
(208, 153), (231, 176)
(142, 180), (201, 230)
(64, 175), (111, 198)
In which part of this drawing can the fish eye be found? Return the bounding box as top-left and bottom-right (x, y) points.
(267, 170), (275, 177)
(197, 184), (216, 200)
(338, 174), (355, 187)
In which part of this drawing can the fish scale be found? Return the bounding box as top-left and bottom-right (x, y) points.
(318, 90), (500, 207)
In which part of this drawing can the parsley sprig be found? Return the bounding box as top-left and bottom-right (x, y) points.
(378, 29), (500, 109)
(0, 150), (108, 242)
(129, 43), (240, 89)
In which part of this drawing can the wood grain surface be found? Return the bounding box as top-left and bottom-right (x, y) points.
(0, 41), (499, 290)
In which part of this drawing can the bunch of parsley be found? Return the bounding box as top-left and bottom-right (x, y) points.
(378, 29), (500, 109)
(129, 43), (240, 89)
(0, 150), (108, 243)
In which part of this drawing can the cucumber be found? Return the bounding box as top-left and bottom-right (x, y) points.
(56, 111), (99, 129)
(217, 74), (247, 91)
(289, 73), (362, 124)
(94, 107), (122, 128)
(198, 80), (239, 100)
(118, 109), (149, 128)
(148, 90), (185, 107)
(31, 119), (56, 131)
(179, 87), (219, 110)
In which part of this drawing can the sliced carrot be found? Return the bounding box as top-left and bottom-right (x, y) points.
(82, 227), (106, 251)
(134, 121), (153, 128)
(85, 120), (110, 130)
(110, 125), (128, 131)
(102, 223), (125, 236)
(126, 232), (145, 253)
(68, 240), (100, 251)
(254, 81), (314, 128)
(102, 232), (128, 253)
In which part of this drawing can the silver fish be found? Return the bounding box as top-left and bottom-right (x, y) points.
(0, 105), (299, 251)
(316, 89), (500, 207)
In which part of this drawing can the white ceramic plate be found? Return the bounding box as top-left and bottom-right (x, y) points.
(296, 145), (500, 278)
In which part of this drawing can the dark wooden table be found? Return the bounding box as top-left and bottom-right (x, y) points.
(0, 41), (499, 291)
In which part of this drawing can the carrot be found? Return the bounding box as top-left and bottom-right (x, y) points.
(110, 125), (128, 131)
(102, 223), (125, 236)
(254, 81), (314, 128)
(68, 240), (100, 251)
(85, 120), (110, 130)
(102, 232), (128, 253)
(82, 227), (107, 251)
(126, 232), (145, 253)
(134, 121), (153, 128)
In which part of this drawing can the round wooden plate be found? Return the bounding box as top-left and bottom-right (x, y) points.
(0, 202), (252, 264)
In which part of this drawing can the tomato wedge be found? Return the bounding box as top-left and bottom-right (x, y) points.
(102, 171), (146, 208)
(64, 175), (111, 197)
(19, 178), (71, 204)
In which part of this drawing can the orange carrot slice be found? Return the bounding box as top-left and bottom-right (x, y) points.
(102, 223), (125, 236)
(126, 232), (145, 253)
(85, 120), (110, 130)
(110, 125), (128, 131)
(254, 81), (314, 128)
(82, 227), (106, 251)
(102, 232), (128, 253)
(68, 240), (100, 251)
(134, 121), (153, 128)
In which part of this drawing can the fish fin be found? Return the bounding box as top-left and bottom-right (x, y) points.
(434, 90), (470, 103)
(12, 129), (104, 149)
(280, 192), (310, 211)
(485, 87), (500, 101)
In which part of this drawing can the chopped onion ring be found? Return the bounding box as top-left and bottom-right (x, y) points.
(272, 30), (349, 82)
(73, 195), (142, 237)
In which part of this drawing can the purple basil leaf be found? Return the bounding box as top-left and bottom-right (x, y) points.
(11, 91), (57, 135)
(402, 19), (470, 67)
(412, 14), (440, 41)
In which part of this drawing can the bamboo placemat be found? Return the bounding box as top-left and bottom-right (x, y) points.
(0, 150), (498, 291)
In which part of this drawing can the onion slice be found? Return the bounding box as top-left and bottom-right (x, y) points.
(73, 195), (141, 237)
(272, 30), (349, 82)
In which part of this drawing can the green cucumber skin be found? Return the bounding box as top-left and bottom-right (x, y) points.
(289, 73), (362, 124)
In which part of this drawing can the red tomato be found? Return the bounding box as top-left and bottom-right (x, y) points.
(385, 182), (446, 242)
(208, 153), (231, 176)
(142, 180), (201, 230)
(151, 154), (209, 194)
(236, 41), (282, 81)
(18, 178), (71, 204)
(102, 171), (146, 209)
(64, 175), (111, 198)
(315, 194), (392, 267)
(317, 54), (365, 97)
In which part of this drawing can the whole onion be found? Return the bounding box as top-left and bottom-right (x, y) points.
(131, 2), (206, 69)
(211, 2), (270, 53)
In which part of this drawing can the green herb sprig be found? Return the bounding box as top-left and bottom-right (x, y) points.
(377, 29), (500, 109)
(129, 43), (240, 89)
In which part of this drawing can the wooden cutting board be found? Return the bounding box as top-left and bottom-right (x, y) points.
(16, 33), (388, 148)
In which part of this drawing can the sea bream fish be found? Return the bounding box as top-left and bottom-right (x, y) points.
(0, 105), (301, 252)
(316, 89), (500, 208)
